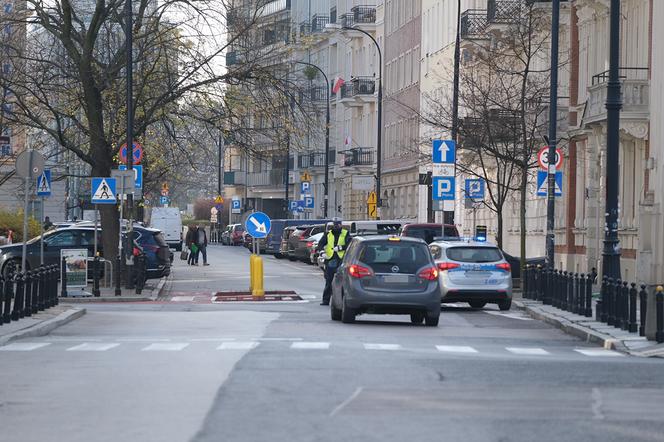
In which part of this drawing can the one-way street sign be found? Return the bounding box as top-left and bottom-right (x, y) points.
(432, 140), (456, 164)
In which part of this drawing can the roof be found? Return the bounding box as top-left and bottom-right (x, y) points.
(430, 238), (498, 248)
(352, 235), (427, 244)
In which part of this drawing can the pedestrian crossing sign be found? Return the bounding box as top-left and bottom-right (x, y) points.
(536, 171), (562, 197)
(91, 177), (117, 204)
(36, 170), (51, 197)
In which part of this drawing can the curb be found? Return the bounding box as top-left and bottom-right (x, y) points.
(0, 307), (86, 346)
(151, 274), (170, 300)
(57, 274), (170, 303)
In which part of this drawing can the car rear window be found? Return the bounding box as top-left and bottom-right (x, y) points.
(234, 225), (245, 232)
(152, 232), (169, 247)
(403, 226), (458, 244)
(446, 247), (503, 263)
(358, 242), (431, 274)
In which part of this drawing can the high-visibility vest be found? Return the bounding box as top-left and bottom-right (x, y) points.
(325, 229), (348, 260)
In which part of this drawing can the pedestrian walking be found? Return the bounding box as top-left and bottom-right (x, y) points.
(316, 218), (349, 305)
(185, 225), (197, 265)
(196, 225), (209, 266)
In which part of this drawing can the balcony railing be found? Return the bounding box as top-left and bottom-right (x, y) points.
(586, 68), (650, 125)
(487, 0), (521, 24)
(224, 170), (246, 186)
(311, 14), (329, 32)
(258, 0), (291, 18)
(351, 5), (377, 23)
(247, 168), (286, 187)
(298, 151), (335, 169)
(340, 77), (376, 99)
(460, 9), (489, 40)
(591, 67), (649, 85)
(309, 85), (328, 102)
(343, 147), (374, 167)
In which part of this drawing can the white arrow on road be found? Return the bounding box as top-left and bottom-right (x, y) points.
(249, 216), (267, 233)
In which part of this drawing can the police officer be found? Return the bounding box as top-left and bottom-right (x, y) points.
(316, 218), (349, 305)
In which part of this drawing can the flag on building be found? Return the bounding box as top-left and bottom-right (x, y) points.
(332, 77), (345, 94)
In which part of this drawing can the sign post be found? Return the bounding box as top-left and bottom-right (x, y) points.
(245, 212), (271, 299)
(91, 177), (118, 294)
(432, 140), (456, 235)
(16, 150), (45, 276)
(36, 170), (52, 266)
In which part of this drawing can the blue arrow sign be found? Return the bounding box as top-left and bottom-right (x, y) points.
(432, 140), (456, 164)
(118, 164), (143, 188)
(465, 178), (484, 199)
(537, 171), (563, 197)
(303, 196), (315, 209)
(433, 176), (455, 200)
(245, 211), (271, 238)
(36, 170), (51, 197)
(91, 177), (117, 204)
(301, 181), (311, 195)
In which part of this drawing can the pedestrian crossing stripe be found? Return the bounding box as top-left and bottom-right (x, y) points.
(91, 177), (117, 204)
(36, 170), (51, 196)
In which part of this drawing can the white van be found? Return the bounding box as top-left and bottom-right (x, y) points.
(150, 207), (183, 251)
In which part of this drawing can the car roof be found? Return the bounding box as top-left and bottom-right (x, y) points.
(403, 223), (456, 228)
(352, 235), (427, 244)
(430, 239), (498, 248)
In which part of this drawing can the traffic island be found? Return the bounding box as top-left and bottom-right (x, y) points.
(212, 291), (303, 303)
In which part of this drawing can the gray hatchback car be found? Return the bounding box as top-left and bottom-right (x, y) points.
(429, 239), (513, 310)
(330, 236), (441, 326)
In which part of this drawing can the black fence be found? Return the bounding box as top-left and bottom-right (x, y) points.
(523, 265), (664, 343)
(1, 264), (59, 326)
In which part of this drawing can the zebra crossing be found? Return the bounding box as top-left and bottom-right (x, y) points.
(0, 340), (627, 358)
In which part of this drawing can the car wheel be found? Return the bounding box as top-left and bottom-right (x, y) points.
(425, 311), (440, 327)
(2, 259), (24, 280)
(274, 253), (284, 259)
(331, 302), (342, 321)
(498, 299), (512, 311)
(469, 301), (487, 309)
(410, 313), (425, 324)
(341, 297), (355, 324)
(288, 256), (297, 262)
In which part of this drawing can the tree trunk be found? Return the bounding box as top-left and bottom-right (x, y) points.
(496, 210), (504, 249)
(519, 166), (528, 277)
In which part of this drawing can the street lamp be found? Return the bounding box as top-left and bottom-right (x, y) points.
(123, 0), (135, 291)
(294, 61), (331, 218)
(327, 23), (383, 214)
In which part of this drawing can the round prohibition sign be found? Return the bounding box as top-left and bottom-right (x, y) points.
(537, 146), (563, 170)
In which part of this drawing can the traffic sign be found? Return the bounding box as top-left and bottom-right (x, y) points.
(367, 191), (377, 204)
(214, 195), (224, 204)
(15, 150), (45, 178)
(91, 178), (117, 204)
(303, 196), (315, 209)
(119, 142), (143, 165)
(301, 181), (311, 195)
(118, 164), (143, 188)
(536, 171), (563, 197)
(433, 176), (455, 200)
(36, 170), (52, 197)
(160, 196), (170, 205)
(432, 140), (456, 164)
(537, 146), (563, 171)
(465, 178), (484, 200)
(432, 164), (454, 177)
(245, 211), (271, 238)
(301, 171), (312, 182)
(232, 198), (242, 214)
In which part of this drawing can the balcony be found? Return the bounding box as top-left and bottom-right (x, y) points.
(298, 151), (335, 169)
(340, 5), (377, 35)
(247, 168), (286, 187)
(487, 0), (521, 25)
(309, 85), (328, 102)
(342, 147), (374, 167)
(258, 0), (291, 18)
(585, 68), (650, 127)
(223, 171), (246, 186)
(300, 15), (329, 35)
(338, 77), (376, 107)
(460, 9), (489, 41)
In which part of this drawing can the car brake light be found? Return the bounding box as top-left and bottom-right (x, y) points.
(495, 262), (511, 272)
(418, 267), (439, 281)
(306, 241), (314, 247)
(438, 262), (461, 271)
(348, 264), (372, 278)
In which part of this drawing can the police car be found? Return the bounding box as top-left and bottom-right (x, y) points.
(429, 237), (512, 311)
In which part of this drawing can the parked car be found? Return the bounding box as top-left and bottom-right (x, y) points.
(288, 224), (326, 261)
(501, 252), (546, 280)
(229, 224), (245, 246)
(325, 220), (404, 237)
(279, 226), (298, 259)
(307, 232), (324, 265)
(149, 207), (183, 251)
(220, 226), (232, 245)
(400, 223), (459, 244)
(330, 235), (441, 326)
(132, 226), (172, 279)
(430, 239), (513, 310)
(267, 219), (331, 257)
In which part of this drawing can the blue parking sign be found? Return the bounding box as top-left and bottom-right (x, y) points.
(433, 176), (455, 200)
(304, 196), (315, 209)
(465, 178), (485, 199)
(301, 181), (311, 195)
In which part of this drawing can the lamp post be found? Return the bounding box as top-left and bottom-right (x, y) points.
(341, 25), (382, 214)
(545, 0), (561, 271)
(602, 0), (622, 279)
(446, 0), (462, 226)
(124, 0), (134, 289)
(295, 61), (331, 218)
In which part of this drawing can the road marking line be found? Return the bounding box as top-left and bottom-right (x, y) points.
(435, 345), (478, 354)
(330, 387), (363, 417)
(484, 311), (533, 321)
(506, 347), (550, 355)
(217, 342), (259, 350)
(364, 343), (401, 351)
(142, 343), (190, 351)
(574, 348), (624, 357)
(66, 343), (120, 352)
(170, 296), (195, 302)
(0, 342), (51, 351)
(291, 342), (330, 349)
(255, 338), (303, 341)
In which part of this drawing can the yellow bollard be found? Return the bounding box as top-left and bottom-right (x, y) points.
(252, 256), (265, 299)
(249, 254), (256, 292)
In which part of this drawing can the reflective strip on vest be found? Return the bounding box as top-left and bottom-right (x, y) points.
(325, 230), (348, 259)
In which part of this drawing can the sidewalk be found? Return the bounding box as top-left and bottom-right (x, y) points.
(58, 274), (170, 302)
(0, 304), (86, 346)
(514, 297), (664, 358)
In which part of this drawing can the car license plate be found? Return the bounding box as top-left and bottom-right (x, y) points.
(465, 271), (491, 278)
(485, 279), (498, 285)
(382, 274), (409, 283)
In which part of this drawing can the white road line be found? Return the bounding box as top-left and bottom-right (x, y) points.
(217, 342), (259, 350)
(435, 345), (478, 354)
(484, 311), (533, 321)
(364, 343), (401, 351)
(170, 296), (195, 302)
(0, 342), (51, 351)
(329, 387), (364, 417)
(574, 348), (624, 357)
(142, 343), (190, 351)
(291, 342), (330, 350)
(66, 343), (120, 352)
(506, 347), (551, 356)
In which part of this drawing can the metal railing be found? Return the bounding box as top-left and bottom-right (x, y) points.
(247, 168), (286, 187)
(298, 151), (334, 168)
(309, 85), (328, 102)
(340, 77), (376, 99)
(487, 0), (522, 24)
(460, 9), (488, 40)
(591, 67), (649, 85)
(351, 5), (377, 23)
(1, 264), (59, 326)
(343, 147), (374, 167)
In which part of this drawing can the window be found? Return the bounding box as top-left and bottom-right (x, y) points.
(45, 231), (77, 247)
(445, 247), (503, 263)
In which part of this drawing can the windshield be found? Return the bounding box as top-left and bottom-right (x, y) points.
(404, 226), (459, 244)
(446, 246), (503, 263)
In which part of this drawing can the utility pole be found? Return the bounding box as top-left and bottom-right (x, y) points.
(602, 0), (622, 279)
(545, 0), (560, 271)
(124, 0), (134, 289)
(217, 132), (224, 238)
(446, 0), (461, 226)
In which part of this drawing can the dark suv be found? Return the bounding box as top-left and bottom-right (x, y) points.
(400, 223), (459, 244)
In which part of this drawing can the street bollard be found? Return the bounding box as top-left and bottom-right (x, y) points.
(621, 281), (629, 331)
(607, 277), (616, 326)
(60, 257), (68, 298)
(628, 283), (638, 333)
(3, 273), (13, 324)
(613, 279), (623, 329)
(572, 273), (579, 314)
(24, 270), (33, 317)
(600, 276), (608, 323)
(0, 276), (4, 326)
(31, 268), (40, 315)
(537, 266), (544, 301)
(551, 270), (558, 308)
(656, 286), (664, 344)
(639, 284), (648, 337)
(53, 264), (60, 306)
(560, 271), (567, 311)
(11, 272), (24, 321)
(37, 266), (44, 311)
(249, 254), (256, 293)
(523, 265), (529, 299)
(583, 273), (591, 318)
(252, 255), (265, 299)
(93, 256), (101, 297)
(135, 253), (146, 295)
(115, 255), (122, 296)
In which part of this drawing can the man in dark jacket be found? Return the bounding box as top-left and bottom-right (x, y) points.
(316, 218), (349, 305)
(196, 225), (209, 266)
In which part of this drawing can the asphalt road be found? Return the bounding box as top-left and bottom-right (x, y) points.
(1, 244), (663, 442)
